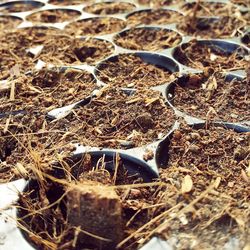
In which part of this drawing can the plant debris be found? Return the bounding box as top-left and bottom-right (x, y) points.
(38, 36), (114, 66)
(158, 123), (250, 249)
(45, 87), (175, 149)
(230, 0), (250, 8)
(177, 16), (246, 39)
(169, 72), (250, 123)
(181, 2), (239, 17)
(26, 9), (81, 23)
(127, 9), (183, 26)
(137, 0), (184, 7)
(65, 17), (126, 36)
(0, 1), (44, 13)
(0, 15), (22, 31)
(83, 2), (136, 14)
(48, 0), (93, 5)
(173, 39), (249, 71)
(114, 27), (182, 51)
(96, 54), (176, 88)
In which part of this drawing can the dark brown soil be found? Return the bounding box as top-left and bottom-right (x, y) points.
(38, 35), (114, 66)
(127, 9), (183, 26)
(26, 9), (81, 23)
(114, 27), (182, 51)
(158, 123), (250, 249)
(173, 40), (249, 71)
(0, 1), (44, 13)
(45, 87), (175, 149)
(181, 2), (239, 17)
(48, 0), (92, 5)
(169, 73), (250, 123)
(96, 54), (176, 88)
(0, 15), (22, 31)
(0, 68), (96, 113)
(83, 2), (136, 15)
(18, 153), (162, 249)
(242, 32), (250, 47)
(65, 17), (126, 36)
(137, 0), (184, 7)
(177, 16), (246, 39)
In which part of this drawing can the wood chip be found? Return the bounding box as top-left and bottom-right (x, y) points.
(181, 175), (193, 194)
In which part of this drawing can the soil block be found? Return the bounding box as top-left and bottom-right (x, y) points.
(0, 0), (44, 13)
(96, 53), (177, 88)
(173, 40), (250, 71)
(137, 0), (184, 7)
(65, 17), (126, 36)
(114, 27), (182, 51)
(1, 68), (96, 113)
(0, 15), (22, 31)
(181, 2), (239, 17)
(45, 87), (176, 149)
(18, 152), (161, 249)
(38, 35), (114, 66)
(48, 0), (93, 5)
(26, 8), (81, 23)
(177, 16), (246, 39)
(167, 73), (250, 123)
(127, 9), (183, 26)
(158, 123), (250, 249)
(83, 2), (136, 15)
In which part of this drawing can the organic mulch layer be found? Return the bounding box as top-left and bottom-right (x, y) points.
(230, 0), (250, 8)
(83, 2), (136, 15)
(48, 0), (93, 5)
(173, 40), (249, 71)
(177, 16), (246, 39)
(114, 27), (182, 51)
(38, 36), (114, 66)
(18, 153), (163, 249)
(65, 17), (126, 36)
(158, 123), (250, 249)
(137, 0), (184, 7)
(127, 9), (183, 26)
(0, 26), (61, 51)
(0, 1), (44, 13)
(26, 9), (81, 23)
(0, 112), (48, 183)
(0, 49), (35, 81)
(168, 73), (249, 123)
(45, 87), (175, 149)
(96, 54), (176, 88)
(0, 15), (22, 31)
(1, 68), (96, 113)
(181, 2), (239, 17)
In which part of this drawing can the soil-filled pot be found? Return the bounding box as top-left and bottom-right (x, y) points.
(166, 72), (250, 123)
(173, 39), (249, 71)
(156, 122), (250, 249)
(114, 27), (182, 51)
(95, 53), (179, 88)
(17, 150), (161, 249)
(0, 0), (44, 13)
(44, 86), (176, 149)
(0, 15), (22, 31)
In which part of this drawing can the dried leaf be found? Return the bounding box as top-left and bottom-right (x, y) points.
(181, 175), (193, 194)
